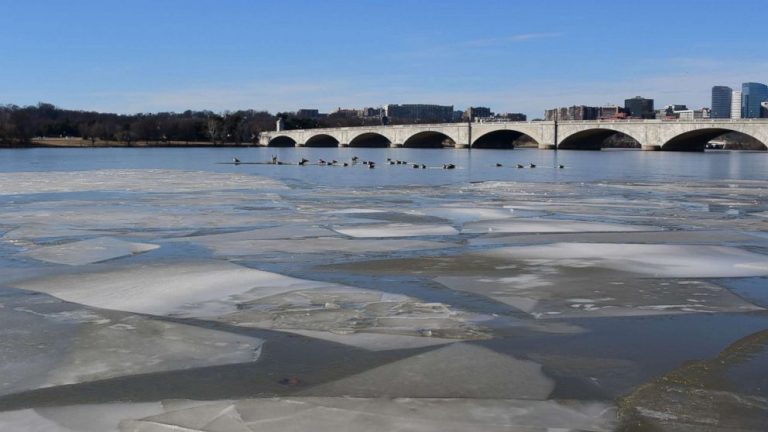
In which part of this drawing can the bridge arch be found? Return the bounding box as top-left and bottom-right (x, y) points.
(403, 131), (456, 148)
(558, 128), (642, 150)
(472, 129), (539, 149)
(305, 134), (340, 147)
(268, 135), (297, 147)
(349, 132), (391, 148)
(661, 128), (767, 151)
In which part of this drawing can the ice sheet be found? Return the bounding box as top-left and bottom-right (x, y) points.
(483, 243), (768, 278)
(414, 207), (515, 224)
(0, 170), (287, 194)
(42, 315), (263, 388)
(22, 237), (159, 265)
(435, 275), (763, 319)
(332, 223), (459, 238)
(12, 260), (341, 317)
(0, 403), (164, 432)
(0, 397), (615, 432)
(198, 237), (454, 256)
(224, 286), (489, 342)
(462, 219), (659, 234)
(299, 343), (555, 399)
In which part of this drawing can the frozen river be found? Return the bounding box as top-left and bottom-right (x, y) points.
(0, 147), (767, 431)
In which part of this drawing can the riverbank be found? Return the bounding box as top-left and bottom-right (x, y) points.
(2, 138), (256, 148)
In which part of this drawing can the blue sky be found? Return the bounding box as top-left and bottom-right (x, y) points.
(1, 0), (766, 117)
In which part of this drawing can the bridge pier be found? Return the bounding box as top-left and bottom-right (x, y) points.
(641, 145), (661, 151)
(390, 143), (403, 148)
(455, 143), (470, 149)
(538, 143), (556, 150)
(340, 143), (349, 147)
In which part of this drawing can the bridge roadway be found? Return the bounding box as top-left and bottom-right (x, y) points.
(258, 119), (768, 152)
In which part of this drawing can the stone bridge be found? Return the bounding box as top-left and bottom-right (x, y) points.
(258, 119), (768, 151)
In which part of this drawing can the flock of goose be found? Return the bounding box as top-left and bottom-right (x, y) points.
(231, 157), (563, 170)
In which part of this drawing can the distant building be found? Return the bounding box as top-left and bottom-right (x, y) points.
(657, 105), (688, 119)
(463, 107), (492, 121)
(332, 107), (359, 117)
(741, 82), (768, 118)
(495, 112), (527, 121)
(544, 105), (598, 121)
(597, 105), (627, 119)
(675, 108), (710, 120)
(731, 90), (742, 119)
(358, 107), (383, 118)
(296, 109), (322, 118)
(624, 96), (655, 119)
(452, 110), (464, 121)
(384, 104), (455, 122)
(711, 86), (732, 119)
(762, 101), (768, 118)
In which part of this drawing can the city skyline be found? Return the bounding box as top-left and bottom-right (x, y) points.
(1, 0), (767, 117)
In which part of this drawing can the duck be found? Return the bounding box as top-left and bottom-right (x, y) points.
(558, 164), (565, 169)
(343, 162), (349, 167)
(516, 164), (524, 168)
(443, 163), (456, 169)
(352, 156), (359, 163)
(298, 158), (309, 166)
(496, 163), (503, 167)
(271, 155), (278, 165)
(421, 164), (427, 169)
(389, 160), (396, 165)
(368, 161), (376, 169)
(529, 163), (536, 168)
(412, 163), (420, 168)
(232, 157), (240, 164)
(318, 159), (326, 165)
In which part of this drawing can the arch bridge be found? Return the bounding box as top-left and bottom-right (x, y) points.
(258, 119), (768, 151)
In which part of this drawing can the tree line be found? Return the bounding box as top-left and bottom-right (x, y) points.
(0, 103), (396, 146)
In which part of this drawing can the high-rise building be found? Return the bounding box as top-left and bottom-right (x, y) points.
(384, 104), (455, 122)
(624, 96), (655, 119)
(741, 82), (768, 118)
(731, 90), (742, 119)
(710, 86), (732, 118)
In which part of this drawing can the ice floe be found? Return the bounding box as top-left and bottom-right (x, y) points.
(332, 223), (458, 238)
(482, 243), (768, 278)
(299, 343), (555, 399)
(12, 260), (337, 317)
(196, 237), (454, 256)
(224, 285), (489, 342)
(22, 237), (159, 265)
(41, 315), (263, 389)
(462, 219), (659, 234)
(0, 397), (616, 432)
